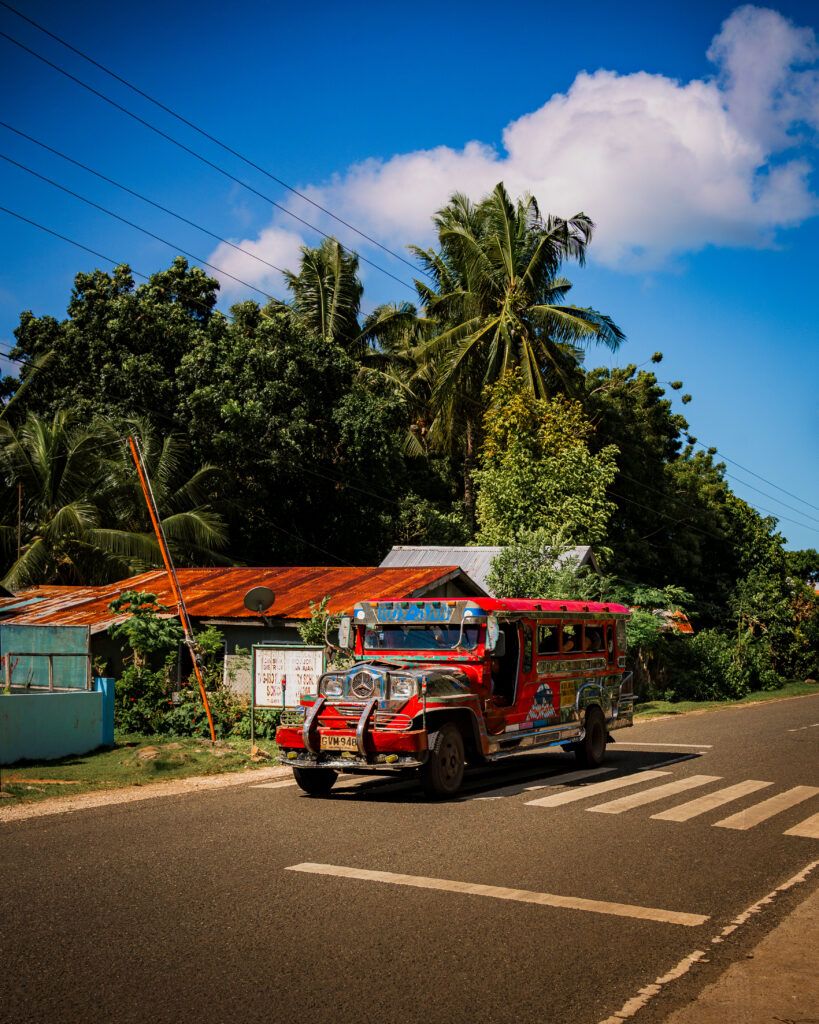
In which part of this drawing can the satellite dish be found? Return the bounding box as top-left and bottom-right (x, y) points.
(243, 586), (275, 614)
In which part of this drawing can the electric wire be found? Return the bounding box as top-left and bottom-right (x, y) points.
(0, 28), (417, 294)
(693, 439), (819, 515)
(616, 469), (819, 538)
(0, 120), (295, 280)
(0, 0), (426, 281)
(0, 203), (268, 328)
(0, 151), (283, 301)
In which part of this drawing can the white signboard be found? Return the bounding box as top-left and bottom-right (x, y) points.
(253, 645), (324, 708)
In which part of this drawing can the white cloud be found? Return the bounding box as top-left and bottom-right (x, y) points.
(211, 4), (819, 293)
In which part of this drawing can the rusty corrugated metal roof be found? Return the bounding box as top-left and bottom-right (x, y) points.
(4, 565), (480, 634)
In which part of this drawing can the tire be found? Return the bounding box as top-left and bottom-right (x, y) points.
(420, 723), (465, 798)
(292, 766), (338, 796)
(573, 706), (607, 768)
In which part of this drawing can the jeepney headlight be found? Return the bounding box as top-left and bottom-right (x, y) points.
(321, 675), (343, 698)
(390, 674), (417, 699)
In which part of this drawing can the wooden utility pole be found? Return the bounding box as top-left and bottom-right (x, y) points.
(127, 435), (216, 743)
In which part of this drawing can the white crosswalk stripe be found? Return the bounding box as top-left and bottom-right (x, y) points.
(784, 812), (819, 839)
(524, 769), (670, 808)
(651, 780), (773, 822)
(588, 775), (721, 815)
(713, 785), (819, 831)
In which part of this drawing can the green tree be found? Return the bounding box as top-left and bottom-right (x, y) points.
(486, 529), (612, 600)
(177, 302), (413, 565)
(8, 258), (224, 431)
(474, 371), (618, 545)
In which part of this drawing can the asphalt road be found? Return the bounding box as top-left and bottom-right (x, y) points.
(2, 694), (818, 1024)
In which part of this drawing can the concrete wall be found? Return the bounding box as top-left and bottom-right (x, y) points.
(1, 690), (100, 765)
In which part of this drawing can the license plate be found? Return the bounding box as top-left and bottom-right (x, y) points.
(321, 734), (358, 751)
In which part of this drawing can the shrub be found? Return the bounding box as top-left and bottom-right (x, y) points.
(114, 665), (175, 733)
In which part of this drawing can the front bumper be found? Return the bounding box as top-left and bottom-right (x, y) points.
(279, 748), (428, 770)
(276, 695), (429, 770)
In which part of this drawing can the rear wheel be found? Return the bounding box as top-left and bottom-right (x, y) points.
(420, 723), (465, 799)
(573, 707), (607, 768)
(292, 766), (338, 796)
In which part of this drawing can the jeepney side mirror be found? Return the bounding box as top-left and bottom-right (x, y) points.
(486, 615), (501, 652)
(337, 616), (353, 650)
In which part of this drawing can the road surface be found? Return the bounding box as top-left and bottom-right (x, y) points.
(2, 693), (818, 1024)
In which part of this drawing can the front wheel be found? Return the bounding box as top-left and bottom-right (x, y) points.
(292, 766), (338, 796)
(573, 707), (607, 768)
(420, 723), (465, 799)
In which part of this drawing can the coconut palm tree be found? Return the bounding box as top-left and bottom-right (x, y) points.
(284, 238), (364, 352)
(406, 183), (625, 520)
(0, 412), (228, 590)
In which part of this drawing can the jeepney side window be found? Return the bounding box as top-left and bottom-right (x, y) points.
(583, 626), (605, 652)
(605, 624), (614, 657)
(537, 625), (559, 654)
(522, 624), (533, 672)
(616, 620), (627, 653)
(561, 624), (579, 653)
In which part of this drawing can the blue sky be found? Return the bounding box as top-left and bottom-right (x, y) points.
(1, 0), (818, 550)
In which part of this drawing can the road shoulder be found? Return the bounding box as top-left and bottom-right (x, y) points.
(662, 882), (819, 1024)
(0, 763), (292, 824)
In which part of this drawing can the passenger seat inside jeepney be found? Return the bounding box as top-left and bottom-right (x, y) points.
(491, 624), (520, 704)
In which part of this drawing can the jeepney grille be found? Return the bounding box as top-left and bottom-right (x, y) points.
(316, 703), (413, 732)
(317, 703), (363, 729)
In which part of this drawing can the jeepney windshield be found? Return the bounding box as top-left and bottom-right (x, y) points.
(363, 623), (481, 651)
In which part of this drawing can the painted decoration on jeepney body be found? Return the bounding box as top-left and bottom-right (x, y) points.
(560, 678), (577, 723)
(526, 683), (557, 727)
(375, 603), (451, 624)
(254, 646), (324, 708)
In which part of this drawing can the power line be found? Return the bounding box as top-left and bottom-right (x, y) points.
(616, 468), (819, 540)
(618, 466), (818, 536)
(0, 120), (293, 280)
(0, 204), (236, 327)
(0, 27), (417, 294)
(693, 439), (819, 515)
(719, 470), (819, 528)
(608, 489), (730, 546)
(0, 0), (426, 282)
(0, 150), (282, 301)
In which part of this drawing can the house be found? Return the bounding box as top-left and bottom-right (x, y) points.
(380, 545), (600, 597)
(3, 564), (485, 690)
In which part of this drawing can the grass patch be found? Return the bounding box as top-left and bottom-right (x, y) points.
(635, 679), (819, 719)
(0, 734), (278, 806)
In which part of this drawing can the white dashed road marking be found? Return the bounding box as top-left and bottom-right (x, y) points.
(525, 769), (671, 808)
(286, 862), (710, 927)
(651, 780), (773, 822)
(714, 785), (819, 830)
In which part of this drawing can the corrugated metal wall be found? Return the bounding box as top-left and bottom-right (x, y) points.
(0, 623), (90, 689)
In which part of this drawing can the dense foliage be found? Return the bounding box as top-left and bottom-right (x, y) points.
(1, 183), (816, 708)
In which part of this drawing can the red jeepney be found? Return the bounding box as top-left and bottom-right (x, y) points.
(275, 597), (633, 798)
